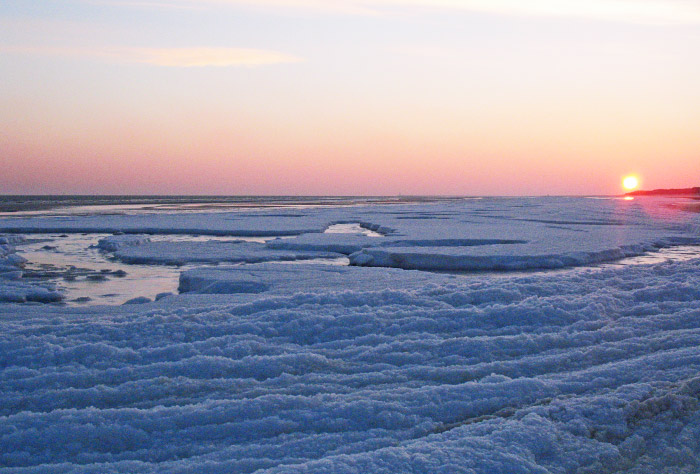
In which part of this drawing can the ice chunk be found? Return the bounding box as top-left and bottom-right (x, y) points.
(266, 233), (380, 254)
(178, 270), (269, 294)
(97, 234), (151, 252)
(123, 296), (152, 304)
(0, 270), (22, 280)
(0, 235), (27, 245)
(112, 240), (343, 265)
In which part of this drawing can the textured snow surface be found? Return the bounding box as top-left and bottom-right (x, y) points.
(2, 198), (700, 472)
(4, 197), (698, 272)
(0, 198), (700, 271)
(2, 261), (700, 472)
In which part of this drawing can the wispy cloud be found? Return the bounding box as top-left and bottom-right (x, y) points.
(126, 47), (302, 67)
(86, 0), (379, 15)
(0, 45), (303, 67)
(90, 0), (700, 25)
(403, 0), (700, 25)
(85, 0), (204, 9)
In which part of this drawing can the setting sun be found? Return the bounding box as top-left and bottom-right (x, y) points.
(623, 176), (640, 190)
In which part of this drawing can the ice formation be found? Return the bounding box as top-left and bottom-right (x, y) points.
(1, 196), (700, 472)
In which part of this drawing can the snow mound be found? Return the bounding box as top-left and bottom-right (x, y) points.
(97, 234), (151, 252)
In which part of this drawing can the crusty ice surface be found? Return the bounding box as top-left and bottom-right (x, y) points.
(1, 196), (700, 472)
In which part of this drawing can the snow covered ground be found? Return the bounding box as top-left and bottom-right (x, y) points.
(1, 196), (700, 472)
(2, 196), (698, 272)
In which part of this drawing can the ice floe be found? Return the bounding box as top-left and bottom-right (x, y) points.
(0, 235), (62, 303)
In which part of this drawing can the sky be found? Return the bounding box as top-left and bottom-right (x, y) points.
(1, 1), (699, 195)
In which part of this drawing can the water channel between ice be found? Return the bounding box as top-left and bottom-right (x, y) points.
(12, 224), (378, 306)
(11, 226), (700, 306)
(17, 234), (235, 306)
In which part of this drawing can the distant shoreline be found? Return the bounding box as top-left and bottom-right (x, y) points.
(625, 187), (700, 197)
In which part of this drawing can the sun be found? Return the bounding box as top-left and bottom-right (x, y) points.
(623, 176), (639, 191)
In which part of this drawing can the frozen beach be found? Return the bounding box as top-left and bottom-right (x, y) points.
(2, 196), (700, 473)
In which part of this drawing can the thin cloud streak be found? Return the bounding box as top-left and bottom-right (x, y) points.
(85, 0), (205, 9)
(409, 0), (700, 25)
(87, 0), (379, 15)
(0, 45), (303, 67)
(92, 0), (700, 25)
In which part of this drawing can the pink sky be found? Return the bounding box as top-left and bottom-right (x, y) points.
(1, 1), (699, 195)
